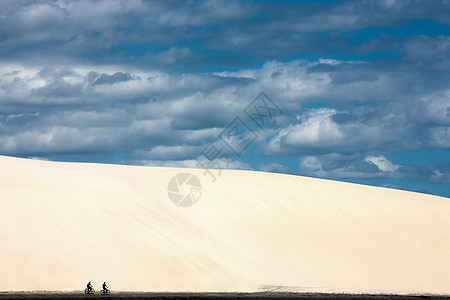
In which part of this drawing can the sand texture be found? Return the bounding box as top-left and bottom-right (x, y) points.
(0, 155), (449, 294)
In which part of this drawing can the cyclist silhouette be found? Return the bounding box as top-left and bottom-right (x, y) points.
(85, 282), (94, 294)
(102, 282), (108, 291)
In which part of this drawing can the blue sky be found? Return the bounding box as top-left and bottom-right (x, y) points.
(0, 0), (449, 197)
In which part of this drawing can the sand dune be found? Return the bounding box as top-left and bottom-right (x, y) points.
(0, 155), (449, 294)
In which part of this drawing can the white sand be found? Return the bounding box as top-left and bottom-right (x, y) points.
(0, 155), (449, 294)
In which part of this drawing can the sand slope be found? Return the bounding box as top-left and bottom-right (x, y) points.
(0, 155), (449, 294)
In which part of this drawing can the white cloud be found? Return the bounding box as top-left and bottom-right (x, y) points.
(284, 108), (344, 146)
(297, 153), (450, 184)
(0, 57), (447, 169)
(133, 145), (201, 160)
(133, 158), (252, 171)
(299, 154), (381, 179)
(27, 156), (49, 161)
(259, 162), (291, 174)
(364, 155), (399, 172)
(419, 91), (450, 125)
(298, 156), (326, 177)
(264, 105), (406, 155)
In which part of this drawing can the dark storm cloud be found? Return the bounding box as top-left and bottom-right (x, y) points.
(1, 0), (449, 69)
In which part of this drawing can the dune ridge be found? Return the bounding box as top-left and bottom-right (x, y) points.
(0, 155), (449, 294)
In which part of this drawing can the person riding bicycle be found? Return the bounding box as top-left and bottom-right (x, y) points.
(102, 282), (108, 291)
(86, 282), (93, 292)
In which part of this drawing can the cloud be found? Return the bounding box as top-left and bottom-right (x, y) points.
(364, 155), (399, 172)
(1, 1), (449, 71)
(418, 91), (450, 126)
(133, 145), (202, 161)
(1, 51), (448, 162)
(298, 153), (385, 179)
(93, 72), (134, 85)
(299, 156), (327, 177)
(259, 162), (292, 174)
(298, 153), (450, 184)
(27, 156), (49, 161)
(0, 57), (447, 162)
(132, 158), (252, 172)
(428, 127), (450, 149)
(156, 47), (194, 64)
(264, 102), (416, 156)
(0, 63), (259, 159)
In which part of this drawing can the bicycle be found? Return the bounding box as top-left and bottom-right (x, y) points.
(101, 288), (111, 295)
(84, 287), (95, 294)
